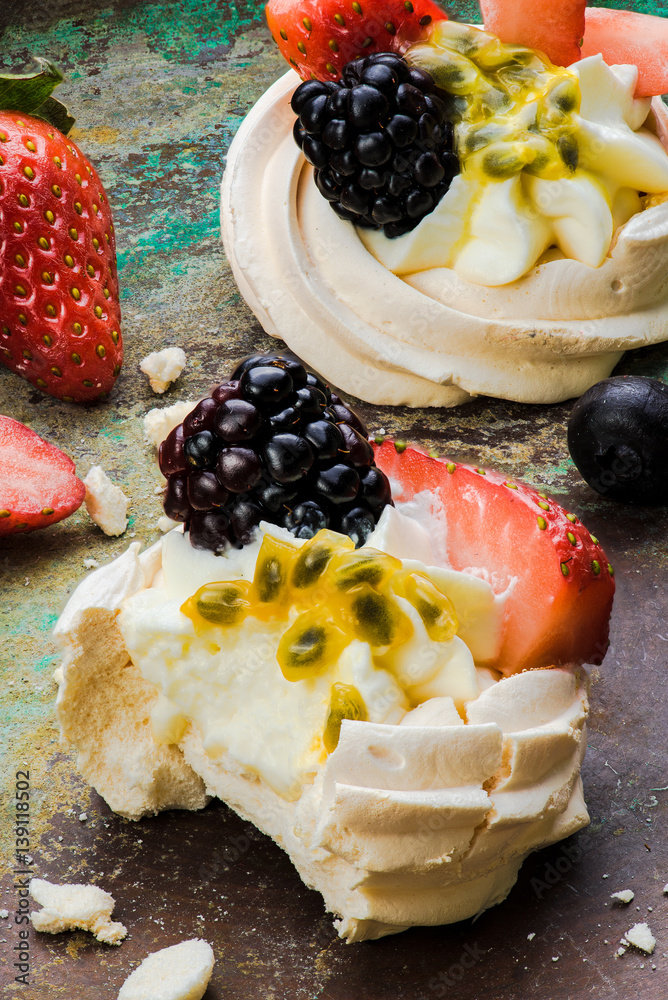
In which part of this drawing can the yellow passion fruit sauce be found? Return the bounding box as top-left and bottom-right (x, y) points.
(181, 529), (459, 752)
(408, 20), (581, 181)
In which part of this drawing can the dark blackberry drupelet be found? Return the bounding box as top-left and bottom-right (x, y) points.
(158, 353), (393, 553)
(291, 53), (459, 238)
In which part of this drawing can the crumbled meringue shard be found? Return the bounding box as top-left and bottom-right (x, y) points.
(221, 52), (668, 406)
(54, 501), (589, 941)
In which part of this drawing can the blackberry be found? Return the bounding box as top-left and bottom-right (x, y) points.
(291, 54), (459, 238)
(159, 353), (393, 553)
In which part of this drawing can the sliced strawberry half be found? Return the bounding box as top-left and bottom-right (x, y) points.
(265, 0), (447, 82)
(582, 7), (668, 98)
(374, 440), (615, 676)
(0, 415), (85, 535)
(480, 0), (586, 67)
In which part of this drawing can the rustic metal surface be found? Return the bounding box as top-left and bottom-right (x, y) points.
(1, 1), (667, 997)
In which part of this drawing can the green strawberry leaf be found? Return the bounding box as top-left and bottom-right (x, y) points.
(0, 58), (75, 134)
(32, 96), (76, 135)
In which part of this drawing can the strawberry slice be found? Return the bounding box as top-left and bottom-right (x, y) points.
(265, 0), (447, 81)
(480, 0), (585, 67)
(0, 415), (85, 535)
(582, 7), (668, 98)
(374, 440), (615, 676)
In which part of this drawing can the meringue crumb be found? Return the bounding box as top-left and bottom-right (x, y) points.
(527, 933), (535, 941)
(117, 939), (214, 1000)
(611, 890), (634, 904)
(143, 400), (195, 448)
(84, 466), (129, 537)
(0, 909), (8, 919)
(622, 923), (656, 955)
(158, 515), (180, 533)
(140, 347), (187, 394)
(29, 878), (127, 945)
(83, 557), (100, 570)
(79, 812), (88, 822)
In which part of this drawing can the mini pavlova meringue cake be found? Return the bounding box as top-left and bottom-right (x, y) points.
(222, 3), (668, 406)
(53, 355), (615, 942)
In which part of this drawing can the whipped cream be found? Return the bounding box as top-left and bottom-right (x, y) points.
(54, 492), (589, 940)
(362, 52), (668, 285)
(221, 66), (668, 406)
(118, 505), (505, 800)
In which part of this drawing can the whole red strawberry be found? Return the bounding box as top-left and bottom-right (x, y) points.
(266, 0), (447, 81)
(0, 60), (123, 402)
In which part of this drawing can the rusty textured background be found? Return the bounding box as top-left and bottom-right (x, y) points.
(1, 1), (667, 997)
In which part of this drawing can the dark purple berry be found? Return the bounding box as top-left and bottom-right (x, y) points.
(269, 406), (301, 432)
(184, 431), (219, 470)
(264, 433), (314, 483)
(163, 473), (192, 521)
(189, 511), (231, 553)
(240, 365), (293, 407)
(361, 63), (401, 93)
(291, 80), (330, 115)
(300, 94), (329, 133)
(315, 463), (360, 504)
(303, 136), (329, 169)
(306, 371), (331, 403)
(315, 168), (342, 202)
(159, 424), (186, 476)
(304, 419), (344, 459)
(359, 466), (392, 509)
(339, 506), (376, 547)
(162, 353), (392, 554)
(258, 481), (299, 513)
(322, 118), (352, 150)
(292, 54), (457, 236)
(395, 83), (427, 117)
(294, 384), (327, 415)
(341, 184), (370, 216)
(293, 118), (307, 148)
(283, 501), (329, 539)
(214, 398), (262, 442)
(183, 397), (219, 437)
(329, 149), (357, 177)
(355, 131), (392, 167)
(229, 500), (265, 545)
(212, 379), (241, 404)
(338, 423), (374, 466)
(348, 85), (389, 128)
(415, 151), (446, 187)
(232, 353), (306, 386)
(187, 472), (230, 511)
(216, 446), (262, 492)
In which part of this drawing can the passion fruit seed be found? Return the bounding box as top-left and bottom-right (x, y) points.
(250, 534), (294, 610)
(345, 583), (413, 648)
(329, 547), (401, 591)
(277, 610), (349, 681)
(323, 682), (368, 753)
(183, 581), (251, 628)
(291, 529), (354, 590)
(397, 571), (458, 643)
